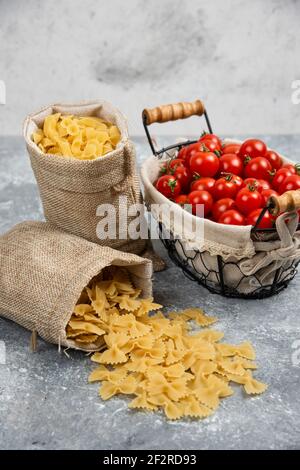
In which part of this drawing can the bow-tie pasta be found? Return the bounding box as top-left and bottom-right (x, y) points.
(32, 113), (121, 160)
(66, 268), (268, 421)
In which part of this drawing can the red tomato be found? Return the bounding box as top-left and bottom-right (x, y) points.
(213, 174), (243, 200)
(177, 146), (188, 161)
(243, 178), (260, 190)
(212, 198), (235, 221)
(190, 151), (220, 178)
(272, 168), (293, 192)
(239, 139), (267, 159)
(219, 153), (243, 176)
(264, 150), (282, 170)
(175, 194), (189, 206)
(155, 175), (181, 199)
(168, 158), (186, 170)
(188, 190), (213, 217)
(258, 179), (271, 192)
(222, 143), (241, 155)
(198, 139), (221, 154)
(282, 163), (300, 175)
(233, 175), (244, 192)
(261, 189), (278, 206)
(172, 166), (191, 192)
(190, 177), (215, 193)
(279, 175), (300, 194)
(243, 178), (270, 192)
(246, 209), (274, 229)
(160, 158), (185, 175)
(199, 133), (222, 147)
(185, 142), (211, 166)
(244, 157), (273, 181)
(235, 187), (263, 215)
(219, 210), (245, 226)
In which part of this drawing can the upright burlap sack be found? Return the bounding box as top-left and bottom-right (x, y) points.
(0, 221), (152, 351)
(23, 101), (146, 254)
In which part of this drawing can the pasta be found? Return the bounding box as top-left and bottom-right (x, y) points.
(66, 268), (267, 421)
(32, 113), (121, 160)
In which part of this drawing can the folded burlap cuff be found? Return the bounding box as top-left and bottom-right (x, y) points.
(23, 101), (146, 255)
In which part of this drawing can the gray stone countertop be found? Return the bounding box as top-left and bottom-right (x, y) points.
(0, 135), (299, 450)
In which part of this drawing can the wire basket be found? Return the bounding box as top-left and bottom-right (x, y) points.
(142, 99), (300, 299)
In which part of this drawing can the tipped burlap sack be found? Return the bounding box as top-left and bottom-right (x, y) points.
(0, 221), (152, 351)
(23, 101), (146, 254)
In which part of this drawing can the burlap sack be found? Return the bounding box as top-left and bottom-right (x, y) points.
(0, 221), (152, 351)
(23, 101), (146, 255)
(141, 142), (300, 295)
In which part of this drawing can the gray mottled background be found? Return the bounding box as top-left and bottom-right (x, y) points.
(0, 0), (299, 136)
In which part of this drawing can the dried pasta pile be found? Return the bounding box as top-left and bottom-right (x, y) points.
(32, 114), (121, 159)
(67, 269), (267, 420)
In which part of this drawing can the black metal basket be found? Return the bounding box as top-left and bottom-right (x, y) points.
(142, 100), (300, 299)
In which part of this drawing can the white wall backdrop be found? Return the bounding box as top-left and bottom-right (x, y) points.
(0, 0), (299, 136)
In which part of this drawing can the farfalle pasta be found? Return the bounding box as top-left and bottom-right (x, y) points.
(65, 267), (268, 421)
(0, 221), (152, 352)
(32, 113), (121, 160)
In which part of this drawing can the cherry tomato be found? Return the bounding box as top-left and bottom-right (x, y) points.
(219, 153), (243, 176)
(222, 143), (241, 155)
(160, 158), (185, 175)
(239, 139), (267, 159)
(235, 187), (263, 215)
(244, 157), (273, 181)
(168, 158), (186, 170)
(282, 163), (300, 175)
(272, 168), (293, 192)
(172, 166), (191, 192)
(177, 146), (188, 161)
(233, 175), (244, 192)
(175, 194), (189, 206)
(258, 179), (271, 192)
(264, 150), (282, 170)
(188, 190), (213, 217)
(183, 142), (206, 166)
(213, 174), (243, 200)
(212, 198), (235, 221)
(199, 133), (222, 148)
(246, 209), (274, 229)
(190, 151), (220, 178)
(190, 177), (215, 193)
(198, 139), (221, 154)
(279, 175), (300, 194)
(155, 175), (181, 199)
(242, 178), (270, 192)
(243, 178), (260, 190)
(219, 209), (245, 226)
(261, 189), (278, 206)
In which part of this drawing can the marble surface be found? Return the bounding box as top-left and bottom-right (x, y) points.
(0, 0), (300, 136)
(0, 135), (300, 450)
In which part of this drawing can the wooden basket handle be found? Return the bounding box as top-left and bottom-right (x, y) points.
(268, 190), (300, 216)
(142, 99), (205, 125)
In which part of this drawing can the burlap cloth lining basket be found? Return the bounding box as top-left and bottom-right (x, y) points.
(0, 221), (152, 351)
(23, 101), (146, 255)
(141, 140), (300, 294)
